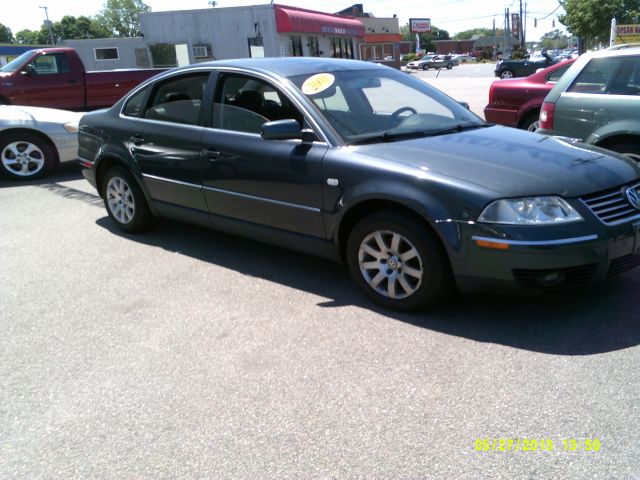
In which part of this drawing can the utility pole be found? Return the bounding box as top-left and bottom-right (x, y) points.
(39, 6), (55, 45)
(519, 0), (524, 48)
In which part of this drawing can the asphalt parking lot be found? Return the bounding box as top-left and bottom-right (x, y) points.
(1, 66), (640, 478)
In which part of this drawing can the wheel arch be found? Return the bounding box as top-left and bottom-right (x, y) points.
(517, 107), (541, 129)
(594, 133), (640, 150)
(94, 154), (159, 216)
(0, 128), (60, 165)
(336, 197), (451, 263)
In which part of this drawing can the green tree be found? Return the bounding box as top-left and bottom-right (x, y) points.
(54, 15), (111, 40)
(453, 28), (495, 40)
(540, 29), (569, 49)
(0, 23), (13, 43)
(559, 0), (640, 43)
(15, 28), (48, 45)
(97, 0), (151, 37)
(401, 25), (450, 52)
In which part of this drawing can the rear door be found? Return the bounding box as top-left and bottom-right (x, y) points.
(123, 71), (212, 212)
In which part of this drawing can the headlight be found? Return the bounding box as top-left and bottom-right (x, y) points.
(64, 122), (79, 133)
(478, 196), (583, 225)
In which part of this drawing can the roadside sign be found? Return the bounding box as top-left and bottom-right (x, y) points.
(410, 18), (431, 33)
(615, 24), (640, 44)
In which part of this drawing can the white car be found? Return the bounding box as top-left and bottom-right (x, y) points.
(406, 55), (436, 70)
(0, 105), (82, 179)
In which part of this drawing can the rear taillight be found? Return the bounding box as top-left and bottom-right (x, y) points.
(539, 102), (555, 130)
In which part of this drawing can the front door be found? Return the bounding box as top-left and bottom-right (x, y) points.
(201, 72), (326, 238)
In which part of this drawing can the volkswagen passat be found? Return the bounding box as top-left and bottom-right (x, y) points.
(78, 58), (640, 311)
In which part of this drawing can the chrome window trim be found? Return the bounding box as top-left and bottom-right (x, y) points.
(561, 92), (640, 100)
(472, 234), (598, 247)
(118, 65), (334, 147)
(202, 185), (321, 213)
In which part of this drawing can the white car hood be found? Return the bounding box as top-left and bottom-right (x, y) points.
(0, 105), (83, 125)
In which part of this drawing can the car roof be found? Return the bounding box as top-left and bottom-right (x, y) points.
(170, 57), (387, 78)
(588, 47), (640, 58)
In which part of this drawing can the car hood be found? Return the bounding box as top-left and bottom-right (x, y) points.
(352, 125), (640, 198)
(0, 105), (83, 125)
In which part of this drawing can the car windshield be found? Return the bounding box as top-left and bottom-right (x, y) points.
(1, 50), (35, 72)
(288, 68), (484, 144)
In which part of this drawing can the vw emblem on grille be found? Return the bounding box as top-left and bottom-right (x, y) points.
(625, 187), (640, 210)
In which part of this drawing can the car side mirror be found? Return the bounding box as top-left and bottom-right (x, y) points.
(261, 119), (316, 142)
(20, 64), (35, 76)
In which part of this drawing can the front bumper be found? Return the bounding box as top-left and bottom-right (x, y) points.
(445, 220), (640, 293)
(79, 158), (98, 191)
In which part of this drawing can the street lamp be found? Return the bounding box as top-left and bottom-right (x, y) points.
(39, 6), (55, 45)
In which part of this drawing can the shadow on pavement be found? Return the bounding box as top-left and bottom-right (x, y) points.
(0, 162), (83, 188)
(95, 215), (640, 357)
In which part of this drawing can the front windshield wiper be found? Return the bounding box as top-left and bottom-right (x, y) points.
(349, 122), (493, 146)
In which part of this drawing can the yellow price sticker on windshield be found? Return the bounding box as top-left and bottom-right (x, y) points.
(301, 73), (335, 95)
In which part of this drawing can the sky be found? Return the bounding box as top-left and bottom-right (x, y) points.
(1, 0), (567, 42)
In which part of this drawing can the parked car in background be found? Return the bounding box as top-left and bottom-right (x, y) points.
(494, 52), (558, 78)
(0, 105), (82, 179)
(79, 58), (640, 311)
(484, 59), (575, 131)
(0, 48), (165, 111)
(538, 48), (640, 162)
(406, 55), (436, 70)
(428, 55), (459, 69)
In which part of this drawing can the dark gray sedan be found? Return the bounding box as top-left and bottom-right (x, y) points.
(78, 58), (640, 311)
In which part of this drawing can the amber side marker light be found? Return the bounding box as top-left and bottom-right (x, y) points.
(474, 238), (510, 250)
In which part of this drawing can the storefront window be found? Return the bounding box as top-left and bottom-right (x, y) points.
(330, 38), (354, 59)
(360, 44), (395, 61)
(308, 36), (320, 56)
(289, 36), (303, 57)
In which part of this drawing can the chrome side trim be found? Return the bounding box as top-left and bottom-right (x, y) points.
(203, 185), (321, 213)
(142, 173), (201, 189)
(472, 234), (598, 246)
(78, 156), (94, 165)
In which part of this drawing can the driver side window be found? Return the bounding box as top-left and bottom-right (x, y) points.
(212, 74), (304, 134)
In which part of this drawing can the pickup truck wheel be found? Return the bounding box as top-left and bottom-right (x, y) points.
(500, 70), (514, 79)
(608, 142), (640, 163)
(0, 132), (55, 180)
(520, 112), (540, 132)
(102, 166), (156, 233)
(346, 211), (454, 311)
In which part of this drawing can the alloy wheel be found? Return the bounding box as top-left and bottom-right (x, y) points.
(358, 229), (424, 299)
(106, 176), (136, 224)
(1, 141), (46, 177)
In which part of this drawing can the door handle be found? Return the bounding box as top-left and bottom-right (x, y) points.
(201, 148), (221, 160)
(130, 135), (144, 146)
(67, 79), (79, 84)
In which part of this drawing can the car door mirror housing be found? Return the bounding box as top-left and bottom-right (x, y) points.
(261, 119), (303, 140)
(21, 65), (35, 76)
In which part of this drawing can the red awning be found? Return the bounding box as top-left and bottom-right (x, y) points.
(275, 5), (365, 37)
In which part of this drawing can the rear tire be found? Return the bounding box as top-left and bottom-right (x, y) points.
(0, 132), (55, 180)
(520, 111), (540, 132)
(500, 70), (514, 79)
(346, 211), (454, 311)
(422, 64), (429, 71)
(447, 63), (453, 69)
(101, 166), (156, 233)
(607, 142), (640, 163)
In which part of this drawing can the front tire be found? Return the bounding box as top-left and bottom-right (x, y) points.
(102, 166), (156, 233)
(346, 211), (454, 311)
(0, 132), (55, 180)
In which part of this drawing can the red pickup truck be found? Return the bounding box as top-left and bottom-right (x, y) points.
(0, 47), (166, 110)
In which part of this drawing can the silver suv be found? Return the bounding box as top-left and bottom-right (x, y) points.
(537, 48), (640, 161)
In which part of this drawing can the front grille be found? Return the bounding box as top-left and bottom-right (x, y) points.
(513, 264), (598, 290)
(607, 253), (640, 278)
(580, 181), (640, 225)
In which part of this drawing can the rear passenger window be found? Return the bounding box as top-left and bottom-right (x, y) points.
(122, 87), (149, 118)
(144, 73), (210, 125)
(568, 56), (640, 95)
